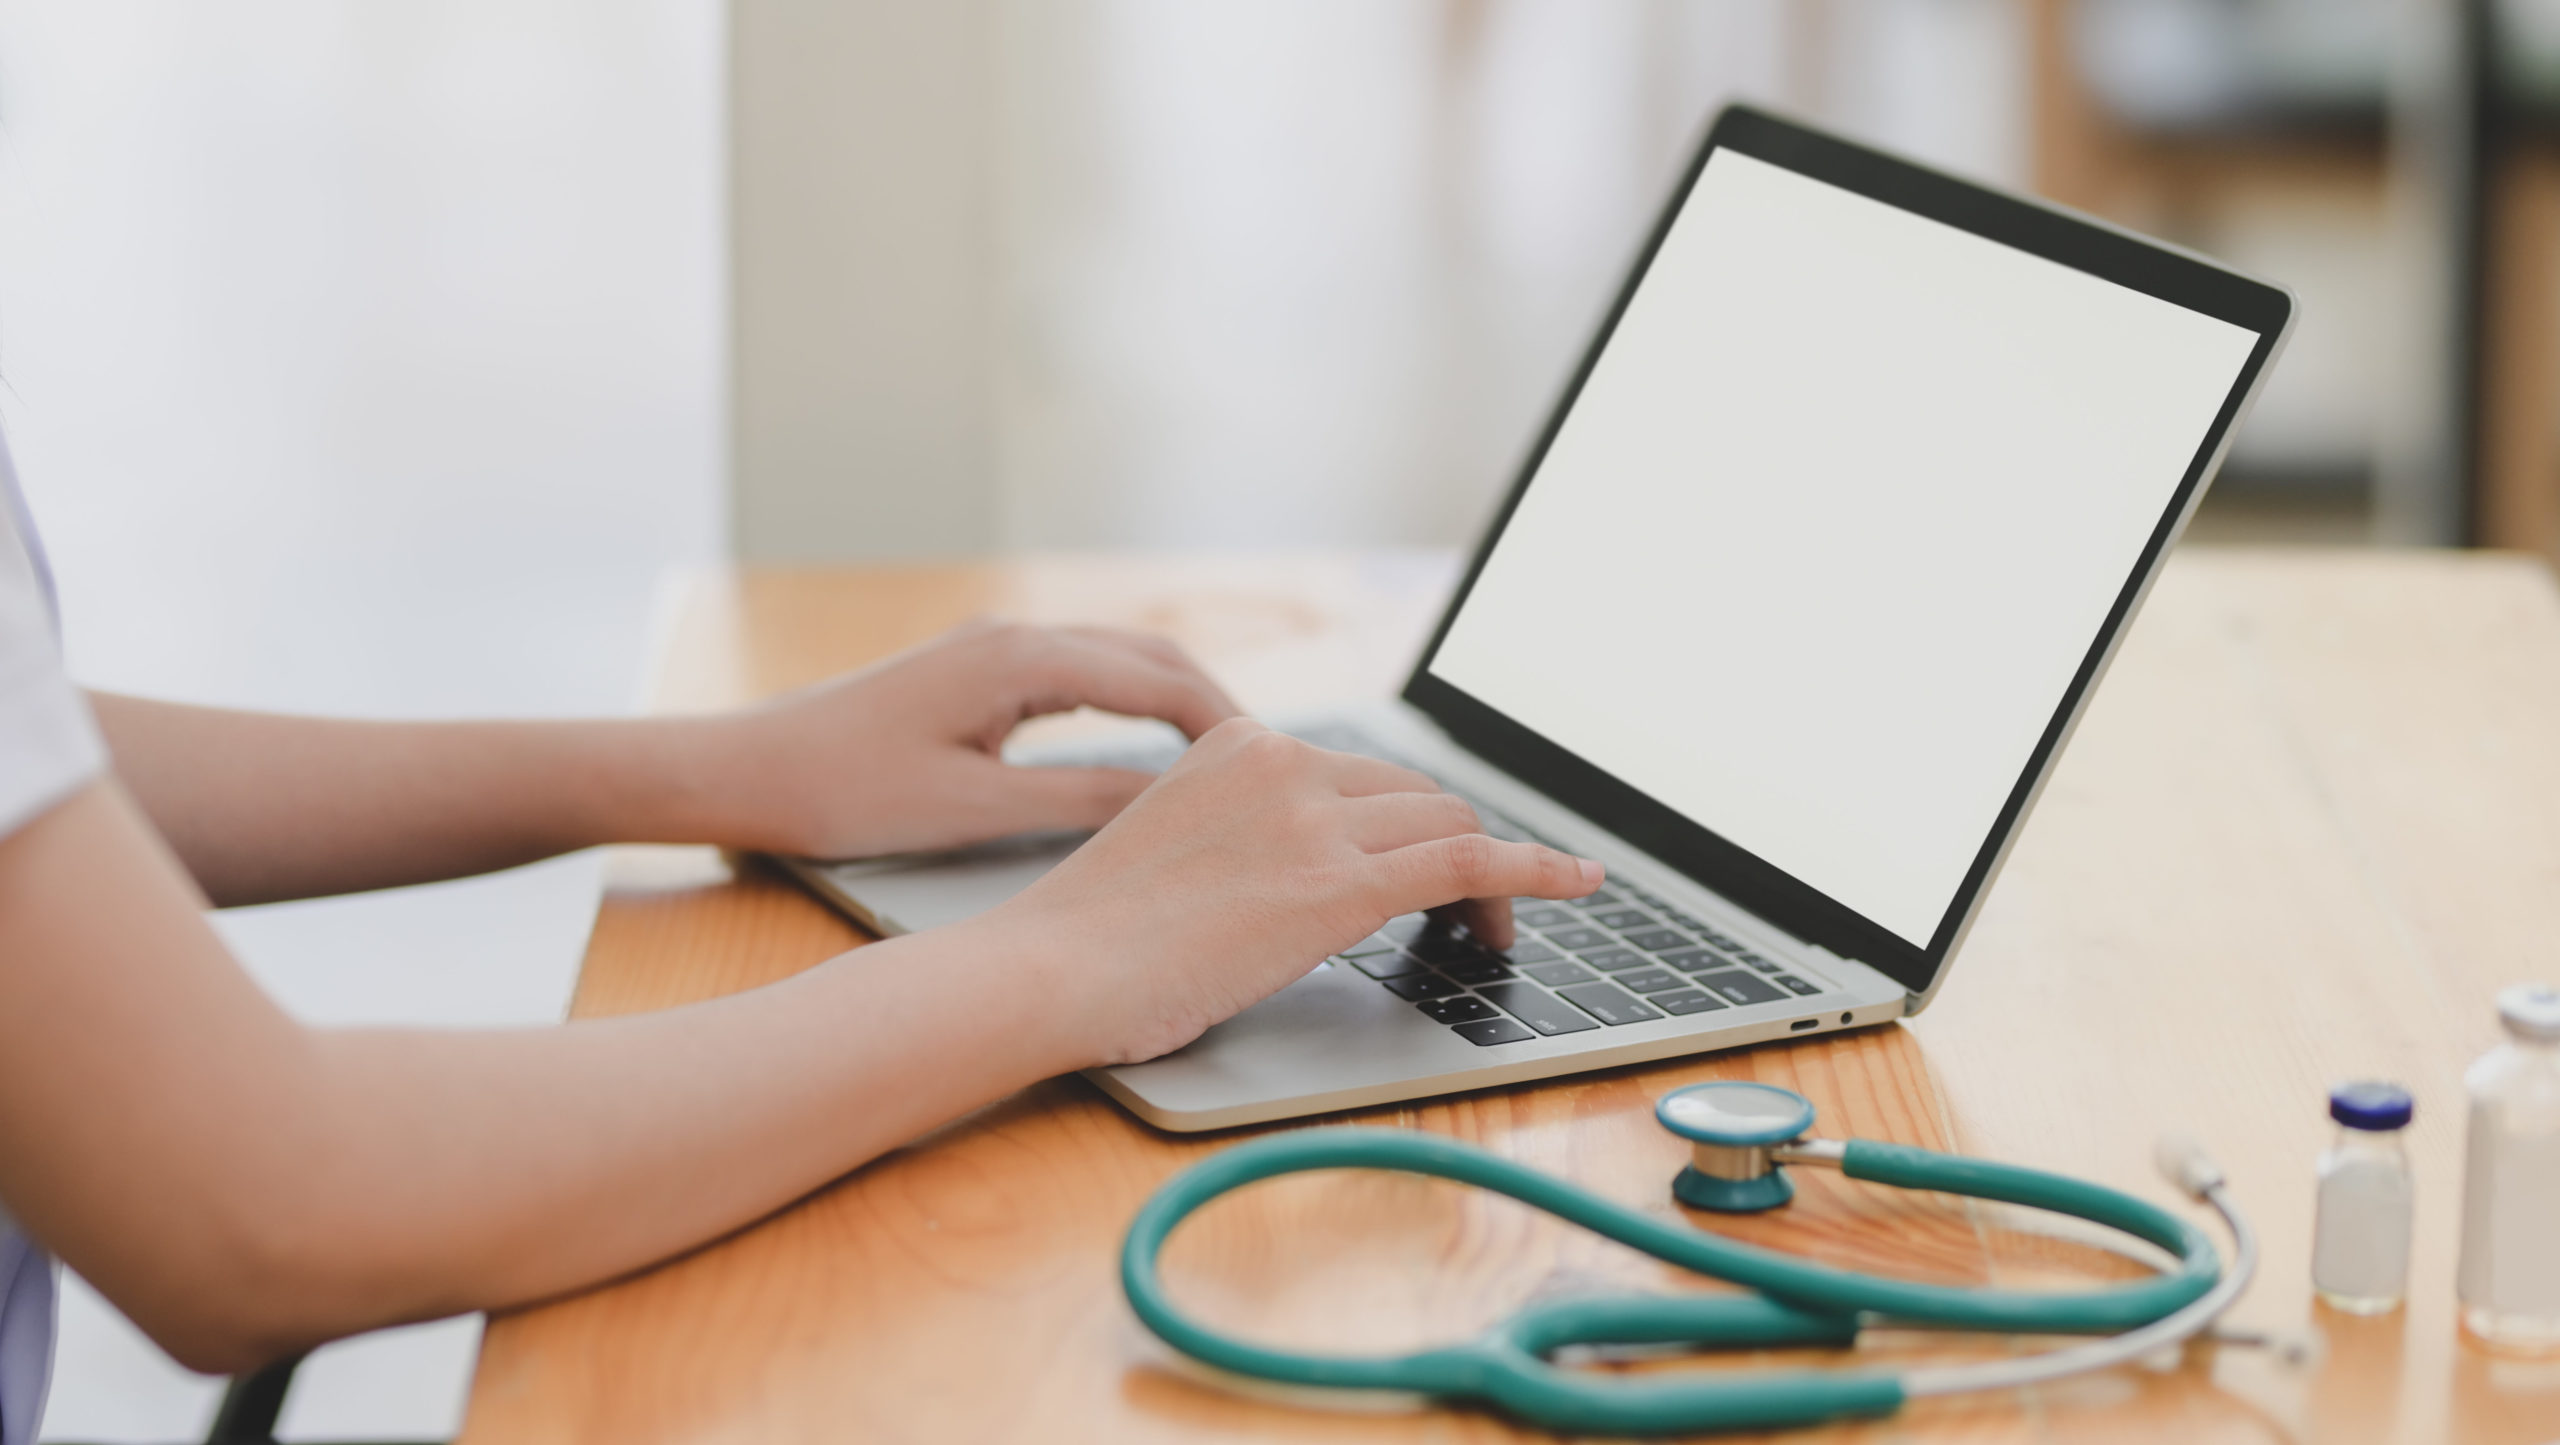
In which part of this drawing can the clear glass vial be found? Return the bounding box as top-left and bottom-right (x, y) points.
(2457, 983), (2560, 1352)
(2312, 1080), (2416, 1313)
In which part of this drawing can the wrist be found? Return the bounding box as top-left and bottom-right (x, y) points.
(864, 912), (1103, 1081)
(567, 714), (766, 850)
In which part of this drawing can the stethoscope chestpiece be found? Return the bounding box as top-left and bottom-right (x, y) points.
(1655, 1081), (1818, 1214)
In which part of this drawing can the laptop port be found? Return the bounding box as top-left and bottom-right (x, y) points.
(1790, 1018), (1819, 1031)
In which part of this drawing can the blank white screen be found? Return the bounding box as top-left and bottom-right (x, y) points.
(1431, 149), (2257, 947)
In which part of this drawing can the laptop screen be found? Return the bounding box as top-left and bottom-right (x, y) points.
(1421, 142), (2263, 957)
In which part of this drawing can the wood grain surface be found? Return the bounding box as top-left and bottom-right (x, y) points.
(459, 549), (2560, 1445)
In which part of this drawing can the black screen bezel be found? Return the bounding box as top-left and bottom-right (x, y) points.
(1401, 104), (2293, 995)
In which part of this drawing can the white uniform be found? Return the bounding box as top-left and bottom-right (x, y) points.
(0, 434), (107, 1445)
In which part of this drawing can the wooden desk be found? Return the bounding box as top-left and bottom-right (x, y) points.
(459, 549), (2560, 1444)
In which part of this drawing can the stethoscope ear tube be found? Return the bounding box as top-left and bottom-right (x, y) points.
(1836, 1139), (2219, 1331)
(1121, 1125), (2233, 1436)
(1901, 1174), (2260, 1398)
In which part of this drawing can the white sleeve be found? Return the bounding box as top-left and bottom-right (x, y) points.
(0, 499), (102, 840)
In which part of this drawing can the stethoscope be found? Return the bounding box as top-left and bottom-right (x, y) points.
(1121, 1080), (2261, 1437)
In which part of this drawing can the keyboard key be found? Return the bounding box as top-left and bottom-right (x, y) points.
(1622, 929), (1692, 954)
(1630, 887), (1672, 908)
(1408, 933), (1492, 966)
(1614, 968), (1684, 994)
(1575, 947), (1647, 972)
(1454, 1017), (1536, 1046)
(1742, 957), (1784, 975)
(1380, 914), (1435, 944)
(1773, 974), (1823, 997)
(1701, 929), (1741, 950)
(1556, 981), (1662, 1026)
(1516, 906), (1577, 931)
(1543, 927), (1612, 952)
(1693, 970), (1785, 1007)
(1650, 987), (1727, 1015)
(1340, 935), (1401, 958)
(1659, 948), (1722, 973)
(1666, 910), (1703, 929)
(1494, 939), (1561, 965)
(1447, 960), (1517, 986)
(1385, 972), (1466, 1000)
(1569, 889), (1622, 909)
(1523, 960), (1595, 988)
(1592, 908), (1656, 931)
(1352, 950), (1429, 980)
(1477, 982), (1602, 1035)
(1420, 995), (1500, 1024)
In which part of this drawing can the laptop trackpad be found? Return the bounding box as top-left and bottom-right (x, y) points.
(809, 829), (1090, 935)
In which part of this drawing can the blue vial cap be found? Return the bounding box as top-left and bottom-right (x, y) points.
(2329, 1080), (2413, 1131)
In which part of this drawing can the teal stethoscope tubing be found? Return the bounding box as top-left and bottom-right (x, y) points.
(1121, 1127), (2229, 1436)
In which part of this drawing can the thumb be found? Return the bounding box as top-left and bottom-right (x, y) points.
(972, 764), (1157, 835)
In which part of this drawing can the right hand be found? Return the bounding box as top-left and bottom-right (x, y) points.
(981, 718), (1604, 1067)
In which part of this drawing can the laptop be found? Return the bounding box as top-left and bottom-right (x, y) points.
(782, 105), (2295, 1132)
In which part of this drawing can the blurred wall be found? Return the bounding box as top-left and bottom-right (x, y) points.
(1, 1), (724, 714)
(731, 0), (998, 560)
(732, 0), (2029, 561)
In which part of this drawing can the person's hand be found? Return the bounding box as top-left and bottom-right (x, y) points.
(694, 620), (1242, 859)
(975, 719), (1605, 1067)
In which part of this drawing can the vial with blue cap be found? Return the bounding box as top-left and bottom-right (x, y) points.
(2312, 1079), (2415, 1314)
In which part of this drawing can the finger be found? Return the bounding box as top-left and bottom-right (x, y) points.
(1440, 895), (1517, 951)
(1379, 833), (1604, 922)
(1342, 790), (1481, 853)
(950, 763), (1156, 837)
(1061, 625), (1211, 679)
(1053, 627), (1246, 731)
(1011, 632), (1243, 741)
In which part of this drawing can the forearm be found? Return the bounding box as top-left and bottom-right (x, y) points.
(228, 923), (1064, 1359)
(89, 693), (746, 905)
(0, 783), (1075, 1371)
(87, 622), (1251, 906)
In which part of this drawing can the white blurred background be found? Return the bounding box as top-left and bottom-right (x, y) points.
(983, 1), (2024, 551)
(0, 0), (2545, 1438)
(733, 0), (2028, 558)
(0, 2), (719, 1437)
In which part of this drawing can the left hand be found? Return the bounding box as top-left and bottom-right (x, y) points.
(691, 620), (1243, 859)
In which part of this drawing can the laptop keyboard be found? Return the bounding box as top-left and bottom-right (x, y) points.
(1282, 724), (1833, 1048)
(1329, 880), (1831, 1047)
(1040, 719), (1833, 1048)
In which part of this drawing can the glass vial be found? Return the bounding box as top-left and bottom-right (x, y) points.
(2313, 1080), (2416, 1313)
(2457, 983), (2560, 1352)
